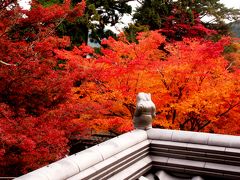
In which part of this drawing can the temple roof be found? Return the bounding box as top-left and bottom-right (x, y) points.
(15, 128), (240, 180)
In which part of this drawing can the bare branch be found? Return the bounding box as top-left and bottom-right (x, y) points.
(226, 62), (233, 70)
(0, 60), (17, 66)
(136, 0), (144, 5)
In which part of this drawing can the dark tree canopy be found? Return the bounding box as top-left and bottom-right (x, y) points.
(39, 0), (133, 45)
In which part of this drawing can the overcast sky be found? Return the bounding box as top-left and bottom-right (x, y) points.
(220, 0), (240, 8)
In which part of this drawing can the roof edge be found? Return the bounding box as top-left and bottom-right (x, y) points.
(147, 128), (240, 148)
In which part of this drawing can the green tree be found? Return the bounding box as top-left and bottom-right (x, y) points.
(39, 0), (132, 45)
(130, 0), (240, 40)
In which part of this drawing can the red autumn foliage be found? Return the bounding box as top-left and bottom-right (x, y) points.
(0, 0), (87, 176)
(1, 0), (239, 176)
(70, 32), (240, 136)
(161, 8), (216, 40)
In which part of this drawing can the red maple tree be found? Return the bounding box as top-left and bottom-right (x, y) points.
(160, 8), (217, 40)
(1, 0), (239, 176)
(70, 32), (240, 135)
(0, 0), (87, 176)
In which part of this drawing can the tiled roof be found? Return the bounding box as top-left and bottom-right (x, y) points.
(15, 129), (240, 180)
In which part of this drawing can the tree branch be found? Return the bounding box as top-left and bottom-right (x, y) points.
(0, 60), (17, 66)
(198, 120), (211, 131)
(217, 102), (240, 117)
(226, 62), (233, 70)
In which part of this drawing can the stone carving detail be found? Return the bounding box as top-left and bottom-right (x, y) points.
(133, 92), (156, 130)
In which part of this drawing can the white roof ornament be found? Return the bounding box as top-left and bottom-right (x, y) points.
(133, 92), (156, 130)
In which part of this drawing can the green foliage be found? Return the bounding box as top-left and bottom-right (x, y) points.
(37, 0), (63, 7)
(40, 0), (132, 45)
(57, 18), (89, 46)
(129, 0), (240, 40)
(133, 0), (171, 30)
(78, 0), (132, 44)
(230, 20), (240, 37)
(124, 23), (149, 42)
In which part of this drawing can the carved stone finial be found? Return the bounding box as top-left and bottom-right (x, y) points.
(133, 92), (156, 130)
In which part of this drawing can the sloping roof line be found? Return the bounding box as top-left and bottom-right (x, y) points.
(15, 129), (240, 180)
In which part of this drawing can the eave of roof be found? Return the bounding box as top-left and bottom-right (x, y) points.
(15, 129), (240, 180)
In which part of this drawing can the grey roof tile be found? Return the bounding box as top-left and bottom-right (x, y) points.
(93, 130), (148, 160)
(204, 162), (240, 173)
(70, 140), (150, 180)
(129, 129), (148, 143)
(15, 160), (78, 180)
(67, 167), (98, 180)
(114, 131), (147, 151)
(207, 134), (240, 148)
(187, 143), (226, 152)
(39, 158), (80, 180)
(108, 156), (152, 180)
(186, 132), (209, 145)
(94, 138), (123, 160)
(167, 158), (205, 169)
(225, 147), (240, 155)
(151, 140), (188, 149)
(14, 170), (48, 180)
(113, 140), (149, 160)
(157, 165), (185, 173)
(92, 155), (118, 172)
(172, 131), (197, 143)
(66, 146), (103, 171)
(147, 128), (174, 141)
(92, 140), (149, 172)
(207, 134), (232, 147)
(114, 132), (135, 150)
(150, 155), (169, 165)
(148, 129), (240, 149)
(229, 136), (240, 148)
(14, 128), (240, 180)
